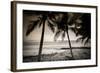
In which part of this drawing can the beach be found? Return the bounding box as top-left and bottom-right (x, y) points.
(23, 41), (91, 62)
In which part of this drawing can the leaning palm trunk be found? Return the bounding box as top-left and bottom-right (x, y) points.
(66, 30), (74, 59)
(37, 20), (45, 62)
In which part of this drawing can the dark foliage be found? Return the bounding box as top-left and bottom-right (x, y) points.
(68, 13), (91, 44)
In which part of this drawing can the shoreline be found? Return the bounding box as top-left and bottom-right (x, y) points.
(23, 48), (91, 62)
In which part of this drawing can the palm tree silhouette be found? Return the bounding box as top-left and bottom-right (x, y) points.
(68, 13), (91, 45)
(54, 13), (74, 59)
(26, 11), (57, 61)
(76, 13), (91, 45)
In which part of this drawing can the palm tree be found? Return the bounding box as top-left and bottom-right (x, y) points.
(76, 13), (91, 45)
(68, 13), (91, 45)
(54, 13), (74, 59)
(54, 12), (91, 60)
(26, 11), (57, 61)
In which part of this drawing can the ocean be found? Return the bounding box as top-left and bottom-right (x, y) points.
(23, 41), (90, 56)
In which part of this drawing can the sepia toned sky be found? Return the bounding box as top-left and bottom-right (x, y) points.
(23, 10), (79, 42)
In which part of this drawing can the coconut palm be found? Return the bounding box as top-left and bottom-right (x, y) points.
(54, 13), (91, 60)
(76, 13), (91, 45)
(68, 13), (91, 45)
(26, 11), (57, 61)
(54, 13), (74, 59)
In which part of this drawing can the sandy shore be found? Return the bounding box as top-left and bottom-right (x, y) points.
(23, 48), (91, 62)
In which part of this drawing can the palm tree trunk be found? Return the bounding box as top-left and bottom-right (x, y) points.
(37, 20), (45, 62)
(66, 30), (74, 59)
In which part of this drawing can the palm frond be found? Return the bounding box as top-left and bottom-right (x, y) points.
(47, 20), (56, 32)
(38, 19), (43, 27)
(68, 13), (82, 25)
(48, 18), (57, 25)
(76, 37), (82, 42)
(26, 20), (40, 36)
(48, 13), (57, 20)
(54, 30), (62, 41)
(62, 31), (65, 41)
(84, 37), (90, 45)
(70, 27), (76, 34)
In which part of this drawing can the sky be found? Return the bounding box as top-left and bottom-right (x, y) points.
(23, 10), (79, 42)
